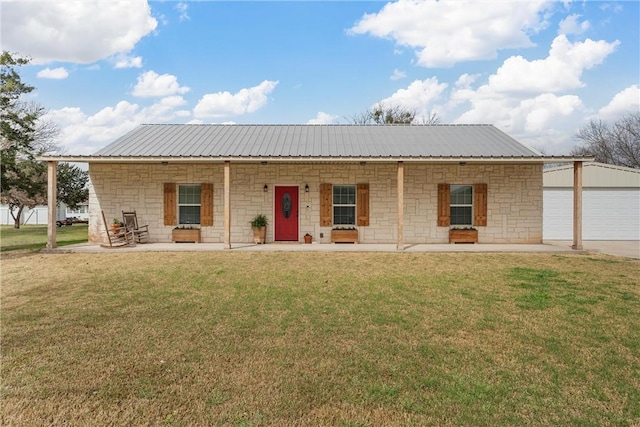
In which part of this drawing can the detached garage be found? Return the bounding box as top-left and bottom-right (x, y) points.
(544, 162), (640, 240)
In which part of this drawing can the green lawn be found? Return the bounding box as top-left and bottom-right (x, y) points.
(0, 224), (88, 253)
(1, 252), (639, 426)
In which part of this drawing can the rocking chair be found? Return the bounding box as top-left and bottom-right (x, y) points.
(100, 210), (135, 248)
(122, 211), (150, 243)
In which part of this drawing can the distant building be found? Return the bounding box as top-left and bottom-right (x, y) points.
(0, 202), (89, 225)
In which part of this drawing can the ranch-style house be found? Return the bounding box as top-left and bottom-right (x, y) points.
(40, 124), (591, 250)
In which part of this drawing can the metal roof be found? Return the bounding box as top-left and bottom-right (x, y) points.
(92, 124), (542, 159)
(544, 162), (640, 188)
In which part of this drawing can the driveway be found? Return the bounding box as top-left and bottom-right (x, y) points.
(545, 240), (640, 259)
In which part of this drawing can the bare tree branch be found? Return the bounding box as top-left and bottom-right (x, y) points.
(570, 112), (640, 168)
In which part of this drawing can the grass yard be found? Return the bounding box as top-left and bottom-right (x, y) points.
(0, 224), (88, 253)
(1, 251), (639, 426)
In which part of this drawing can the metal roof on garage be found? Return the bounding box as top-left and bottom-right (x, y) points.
(544, 162), (640, 188)
(92, 124), (540, 158)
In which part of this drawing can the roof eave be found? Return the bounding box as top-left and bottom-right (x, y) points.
(37, 155), (595, 164)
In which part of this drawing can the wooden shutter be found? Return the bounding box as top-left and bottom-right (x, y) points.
(357, 183), (369, 226)
(320, 183), (333, 226)
(474, 183), (487, 226)
(437, 183), (450, 226)
(200, 183), (213, 226)
(164, 183), (177, 226)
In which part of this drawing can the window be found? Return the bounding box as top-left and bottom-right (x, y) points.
(333, 185), (356, 225)
(450, 185), (473, 226)
(178, 184), (201, 224)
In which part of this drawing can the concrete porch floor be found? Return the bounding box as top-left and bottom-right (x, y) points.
(42, 240), (639, 258)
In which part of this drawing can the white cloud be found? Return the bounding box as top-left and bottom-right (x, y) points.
(453, 91), (583, 151)
(558, 14), (590, 35)
(176, 2), (190, 22)
(132, 71), (190, 97)
(442, 34), (622, 150)
(1, 1), (157, 64)
(598, 85), (640, 120)
(349, 0), (552, 67)
(487, 35), (619, 94)
(141, 97), (191, 122)
(378, 78), (447, 114)
(36, 67), (69, 79)
(193, 80), (279, 118)
(518, 94), (583, 133)
(390, 69), (406, 81)
(114, 55), (143, 69)
(44, 97), (193, 154)
(45, 103), (141, 154)
(307, 112), (339, 125)
(454, 74), (479, 89)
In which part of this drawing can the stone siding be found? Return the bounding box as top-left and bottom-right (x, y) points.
(88, 162), (542, 244)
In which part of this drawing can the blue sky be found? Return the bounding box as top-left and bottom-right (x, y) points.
(2, 0), (638, 155)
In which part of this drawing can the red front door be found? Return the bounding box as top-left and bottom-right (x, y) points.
(275, 186), (299, 241)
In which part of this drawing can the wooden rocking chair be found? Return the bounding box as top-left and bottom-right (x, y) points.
(122, 211), (150, 243)
(100, 210), (135, 248)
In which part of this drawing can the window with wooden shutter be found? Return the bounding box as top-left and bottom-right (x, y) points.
(163, 183), (177, 226)
(319, 183), (332, 226)
(437, 183), (450, 226)
(357, 183), (369, 226)
(201, 183), (214, 226)
(474, 183), (487, 226)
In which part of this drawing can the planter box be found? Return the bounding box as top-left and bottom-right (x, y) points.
(252, 226), (266, 244)
(449, 229), (478, 244)
(331, 229), (358, 243)
(172, 228), (201, 243)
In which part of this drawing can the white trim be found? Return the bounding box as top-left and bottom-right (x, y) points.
(177, 184), (202, 226)
(38, 156), (595, 164)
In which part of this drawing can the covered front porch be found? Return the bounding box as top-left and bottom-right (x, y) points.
(42, 159), (590, 252)
(42, 240), (587, 255)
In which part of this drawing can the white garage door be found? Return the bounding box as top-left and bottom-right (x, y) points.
(544, 188), (640, 240)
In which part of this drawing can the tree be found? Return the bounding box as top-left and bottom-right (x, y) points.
(349, 102), (441, 125)
(2, 154), (47, 228)
(414, 111), (441, 125)
(1, 51), (88, 228)
(57, 163), (89, 210)
(350, 103), (414, 125)
(0, 51), (36, 153)
(570, 112), (640, 169)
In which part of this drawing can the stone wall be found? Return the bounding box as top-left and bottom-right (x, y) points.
(88, 162), (542, 244)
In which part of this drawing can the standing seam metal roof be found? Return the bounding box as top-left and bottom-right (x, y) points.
(93, 124), (542, 158)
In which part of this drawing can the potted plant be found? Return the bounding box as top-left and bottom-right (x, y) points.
(449, 227), (478, 244)
(111, 218), (122, 233)
(304, 233), (312, 244)
(250, 214), (268, 244)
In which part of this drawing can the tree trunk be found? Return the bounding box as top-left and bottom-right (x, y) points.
(10, 206), (24, 229)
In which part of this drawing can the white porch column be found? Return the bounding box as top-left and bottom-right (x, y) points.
(223, 160), (231, 249)
(572, 161), (583, 250)
(47, 161), (57, 249)
(397, 161), (404, 251)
